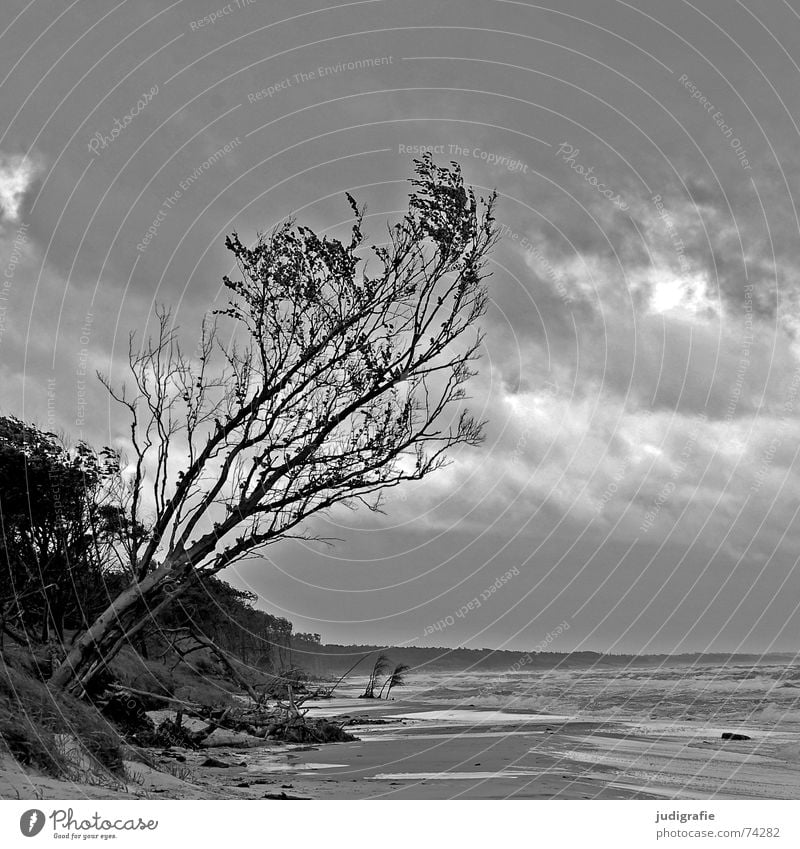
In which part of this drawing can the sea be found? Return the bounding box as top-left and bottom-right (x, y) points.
(408, 661), (800, 730)
(315, 659), (800, 798)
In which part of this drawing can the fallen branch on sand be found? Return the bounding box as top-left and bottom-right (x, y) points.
(103, 682), (355, 748)
(265, 685), (354, 743)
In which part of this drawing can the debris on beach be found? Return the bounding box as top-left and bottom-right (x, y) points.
(107, 684), (355, 749)
(200, 756), (232, 768)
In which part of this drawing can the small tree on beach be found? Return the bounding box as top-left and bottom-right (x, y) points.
(379, 663), (410, 699)
(48, 155), (498, 696)
(360, 653), (391, 699)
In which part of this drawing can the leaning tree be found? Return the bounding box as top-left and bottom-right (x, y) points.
(49, 155), (498, 695)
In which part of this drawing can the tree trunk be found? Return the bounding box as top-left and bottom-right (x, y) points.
(50, 594), (66, 644)
(48, 558), (183, 696)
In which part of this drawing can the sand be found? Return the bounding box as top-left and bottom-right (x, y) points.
(2, 695), (796, 800)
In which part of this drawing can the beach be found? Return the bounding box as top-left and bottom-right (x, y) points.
(0, 698), (658, 800)
(3, 661), (799, 800)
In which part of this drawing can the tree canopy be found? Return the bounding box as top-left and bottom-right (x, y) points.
(44, 155), (498, 695)
(0, 416), (124, 645)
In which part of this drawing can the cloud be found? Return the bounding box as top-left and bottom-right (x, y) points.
(0, 152), (40, 223)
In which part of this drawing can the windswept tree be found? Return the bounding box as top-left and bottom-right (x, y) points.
(360, 653), (391, 699)
(50, 156), (498, 695)
(380, 663), (411, 699)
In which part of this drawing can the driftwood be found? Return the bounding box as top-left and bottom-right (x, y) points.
(104, 682), (353, 747)
(103, 627), (355, 747)
(154, 706), (235, 748)
(262, 685), (354, 743)
(103, 684), (227, 747)
(106, 683), (202, 710)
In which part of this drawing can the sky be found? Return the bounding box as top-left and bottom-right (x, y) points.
(2, 0), (800, 654)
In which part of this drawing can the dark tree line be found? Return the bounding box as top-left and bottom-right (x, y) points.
(158, 575), (294, 670)
(0, 417), (296, 673)
(0, 417), (126, 649)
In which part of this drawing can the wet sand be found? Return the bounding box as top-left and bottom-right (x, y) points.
(2, 695), (797, 799)
(287, 699), (800, 799)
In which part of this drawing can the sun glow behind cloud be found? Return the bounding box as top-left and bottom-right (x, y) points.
(646, 268), (715, 318)
(0, 152), (40, 224)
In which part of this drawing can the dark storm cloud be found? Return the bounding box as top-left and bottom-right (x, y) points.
(4, 0), (800, 650)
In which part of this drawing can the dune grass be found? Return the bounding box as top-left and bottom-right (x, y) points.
(0, 652), (124, 779)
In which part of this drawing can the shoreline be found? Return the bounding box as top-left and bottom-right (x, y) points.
(4, 693), (795, 800)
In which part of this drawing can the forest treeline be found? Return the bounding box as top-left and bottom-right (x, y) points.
(0, 414), (310, 672)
